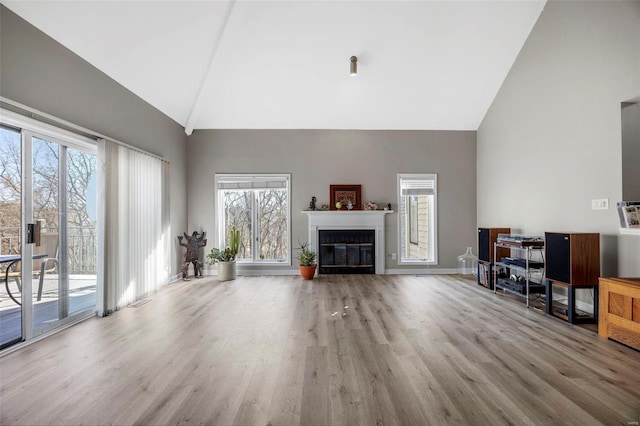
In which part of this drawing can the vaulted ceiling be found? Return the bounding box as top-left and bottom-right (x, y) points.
(3, 1), (546, 134)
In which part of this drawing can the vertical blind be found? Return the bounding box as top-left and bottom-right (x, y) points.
(96, 139), (170, 315)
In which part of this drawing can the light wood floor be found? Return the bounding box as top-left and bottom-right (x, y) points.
(1, 274), (639, 425)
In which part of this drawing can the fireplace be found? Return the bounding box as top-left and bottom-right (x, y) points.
(303, 210), (392, 275)
(319, 230), (375, 274)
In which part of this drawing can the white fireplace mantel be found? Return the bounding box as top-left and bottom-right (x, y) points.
(302, 210), (393, 274)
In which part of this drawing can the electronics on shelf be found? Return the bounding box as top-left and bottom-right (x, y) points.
(496, 234), (544, 247)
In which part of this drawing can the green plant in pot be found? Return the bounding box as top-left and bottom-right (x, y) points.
(296, 241), (317, 280)
(205, 225), (240, 281)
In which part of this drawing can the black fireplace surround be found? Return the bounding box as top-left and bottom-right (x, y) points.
(318, 229), (375, 274)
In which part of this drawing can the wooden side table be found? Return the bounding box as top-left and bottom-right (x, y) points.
(599, 277), (640, 351)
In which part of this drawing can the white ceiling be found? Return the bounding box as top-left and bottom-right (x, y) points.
(3, 0), (546, 133)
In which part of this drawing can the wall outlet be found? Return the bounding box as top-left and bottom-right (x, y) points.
(592, 198), (609, 210)
(391, 253), (397, 260)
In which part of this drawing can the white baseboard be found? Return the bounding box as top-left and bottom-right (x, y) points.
(235, 269), (299, 276)
(197, 268), (459, 277)
(385, 268), (458, 275)
(201, 269), (299, 276)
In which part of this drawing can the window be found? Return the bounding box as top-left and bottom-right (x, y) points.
(398, 174), (437, 264)
(215, 174), (290, 264)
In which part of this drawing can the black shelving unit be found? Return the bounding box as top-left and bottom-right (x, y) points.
(493, 237), (545, 308)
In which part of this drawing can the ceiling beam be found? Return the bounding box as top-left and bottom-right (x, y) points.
(184, 0), (237, 136)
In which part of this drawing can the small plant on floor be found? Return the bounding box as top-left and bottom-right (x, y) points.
(296, 241), (317, 266)
(206, 247), (235, 263)
(205, 225), (240, 281)
(296, 241), (317, 280)
(205, 226), (240, 264)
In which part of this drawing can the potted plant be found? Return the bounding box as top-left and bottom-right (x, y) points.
(205, 225), (240, 281)
(296, 241), (317, 280)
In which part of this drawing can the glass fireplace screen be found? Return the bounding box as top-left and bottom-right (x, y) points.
(318, 229), (375, 274)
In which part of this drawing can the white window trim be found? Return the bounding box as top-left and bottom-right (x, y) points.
(0, 109), (96, 154)
(214, 173), (291, 266)
(397, 173), (438, 265)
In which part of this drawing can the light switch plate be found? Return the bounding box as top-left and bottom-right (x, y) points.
(592, 199), (609, 210)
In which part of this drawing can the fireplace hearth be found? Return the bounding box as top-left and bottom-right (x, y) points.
(303, 210), (392, 275)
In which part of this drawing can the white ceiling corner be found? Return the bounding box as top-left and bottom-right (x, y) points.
(3, 0), (546, 132)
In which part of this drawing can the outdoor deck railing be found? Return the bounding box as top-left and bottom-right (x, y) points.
(0, 227), (96, 274)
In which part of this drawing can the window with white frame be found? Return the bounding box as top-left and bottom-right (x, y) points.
(215, 174), (290, 264)
(398, 174), (437, 264)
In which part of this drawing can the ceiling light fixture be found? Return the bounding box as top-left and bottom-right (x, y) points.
(350, 56), (358, 76)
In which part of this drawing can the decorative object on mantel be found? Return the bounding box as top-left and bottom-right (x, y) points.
(205, 225), (240, 281)
(320, 204), (329, 211)
(178, 231), (207, 280)
(330, 184), (362, 210)
(364, 202), (378, 211)
(296, 241), (317, 280)
(308, 196), (317, 211)
(387, 203), (392, 210)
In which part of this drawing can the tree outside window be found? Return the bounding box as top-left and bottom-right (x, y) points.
(216, 174), (290, 264)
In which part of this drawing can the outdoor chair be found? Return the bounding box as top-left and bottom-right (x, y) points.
(3, 233), (58, 305)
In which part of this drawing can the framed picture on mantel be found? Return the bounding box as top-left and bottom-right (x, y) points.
(330, 185), (362, 210)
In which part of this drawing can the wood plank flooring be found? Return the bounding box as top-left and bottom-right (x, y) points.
(1, 274), (639, 425)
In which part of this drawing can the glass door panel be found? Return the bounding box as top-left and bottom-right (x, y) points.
(31, 136), (61, 331)
(66, 148), (97, 314)
(0, 125), (22, 349)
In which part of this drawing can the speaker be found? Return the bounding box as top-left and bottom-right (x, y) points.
(545, 233), (571, 283)
(478, 228), (490, 262)
(545, 232), (600, 285)
(478, 227), (511, 262)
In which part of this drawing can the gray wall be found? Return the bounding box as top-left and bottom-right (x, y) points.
(478, 1), (640, 276)
(187, 129), (476, 273)
(0, 6), (188, 276)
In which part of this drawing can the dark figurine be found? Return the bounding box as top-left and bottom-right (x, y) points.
(387, 203), (392, 210)
(309, 196), (317, 211)
(178, 231), (207, 280)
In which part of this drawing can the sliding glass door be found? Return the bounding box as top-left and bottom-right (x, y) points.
(0, 117), (97, 349)
(0, 125), (23, 348)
